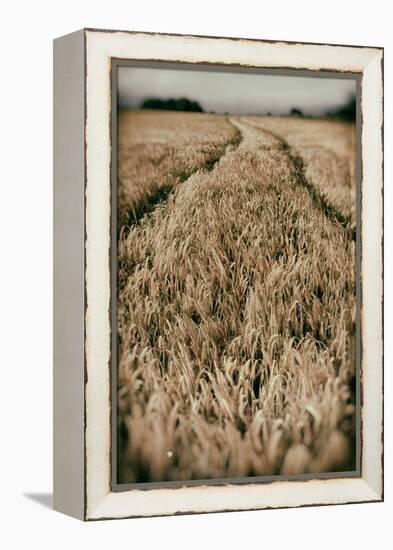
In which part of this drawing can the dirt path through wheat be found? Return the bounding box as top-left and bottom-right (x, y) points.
(239, 117), (355, 234)
(118, 112), (242, 230)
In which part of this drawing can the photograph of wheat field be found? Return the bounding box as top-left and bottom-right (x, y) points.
(116, 65), (357, 485)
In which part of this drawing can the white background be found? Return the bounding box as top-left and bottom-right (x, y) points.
(0, 1), (391, 548)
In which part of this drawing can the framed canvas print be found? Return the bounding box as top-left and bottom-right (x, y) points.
(53, 28), (384, 520)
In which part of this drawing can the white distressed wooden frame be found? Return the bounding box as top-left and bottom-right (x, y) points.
(53, 28), (383, 521)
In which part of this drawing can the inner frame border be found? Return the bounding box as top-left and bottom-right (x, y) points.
(110, 58), (362, 493)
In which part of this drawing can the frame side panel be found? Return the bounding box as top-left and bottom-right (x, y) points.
(53, 29), (85, 520)
(360, 52), (384, 498)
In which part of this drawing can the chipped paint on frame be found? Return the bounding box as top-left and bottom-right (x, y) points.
(82, 28), (383, 521)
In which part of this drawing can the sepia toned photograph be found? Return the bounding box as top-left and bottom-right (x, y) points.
(114, 63), (358, 486)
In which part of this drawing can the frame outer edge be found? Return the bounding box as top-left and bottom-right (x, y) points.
(83, 29), (384, 520)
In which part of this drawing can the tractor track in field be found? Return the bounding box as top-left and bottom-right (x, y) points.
(120, 118), (242, 234)
(238, 118), (355, 240)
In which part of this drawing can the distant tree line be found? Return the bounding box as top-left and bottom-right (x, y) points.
(141, 97), (204, 112)
(138, 94), (356, 121)
(285, 96), (356, 121)
(327, 95), (356, 122)
(290, 108), (304, 117)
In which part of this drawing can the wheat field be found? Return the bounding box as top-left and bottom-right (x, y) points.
(117, 110), (356, 484)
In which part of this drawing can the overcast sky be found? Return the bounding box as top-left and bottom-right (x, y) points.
(118, 66), (356, 116)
